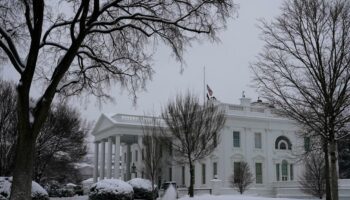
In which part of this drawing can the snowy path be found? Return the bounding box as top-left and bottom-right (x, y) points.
(50, 196), (88, 200)
(49, 195), (310, 200)
(178, 195), (309, 200)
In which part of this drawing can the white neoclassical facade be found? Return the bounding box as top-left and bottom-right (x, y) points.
(91, 96), (309, 197)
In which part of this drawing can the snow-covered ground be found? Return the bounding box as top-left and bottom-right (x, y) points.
(178, 195), (309, 200)
(50, 196), (88, 200)
(49, 195), (309, 200)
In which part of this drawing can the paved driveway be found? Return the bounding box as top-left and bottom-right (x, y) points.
(50, 196), (88, 200)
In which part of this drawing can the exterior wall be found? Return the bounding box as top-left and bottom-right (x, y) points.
(91, 97), (317, 197)
(171, 98), (304, 195)
(120, 140), (172, 186)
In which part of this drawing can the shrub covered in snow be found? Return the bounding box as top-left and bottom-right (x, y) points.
(0, 177), (49, 200)
(89, 179), (133, 200)
(128, 178), (158, 200)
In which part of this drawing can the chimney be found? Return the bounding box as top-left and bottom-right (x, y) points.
(240, 91), (251, 106)
(240, 97), (251, 106)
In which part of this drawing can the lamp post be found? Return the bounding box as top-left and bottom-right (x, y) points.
(131, 163), (137, 178)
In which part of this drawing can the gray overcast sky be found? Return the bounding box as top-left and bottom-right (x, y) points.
(1, 0), (283, 123)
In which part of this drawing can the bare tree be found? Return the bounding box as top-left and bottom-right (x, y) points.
(33, 103), (88, 184)
(299, 151), (326, 199)
(161, 93), (226, 197)
(140, 117), (163, 200)
(0, 1), (236, 199)
(251, 1), (350, 199)
(229, 161), (253, 195)
(0, 81), (88, 184)
(0, 80), (17, 176)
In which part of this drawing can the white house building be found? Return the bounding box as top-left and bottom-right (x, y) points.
(90, 96), (310, 198)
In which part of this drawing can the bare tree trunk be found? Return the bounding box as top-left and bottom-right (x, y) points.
(151, 174), (155, 200)
(324, 140), (331, 200)
(10, 128), (36, 200)
(189, 162), (194, 197)
(9, 84), (36, 200)
(330, 139), (339, 200)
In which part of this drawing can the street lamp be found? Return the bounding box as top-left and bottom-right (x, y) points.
(131, 163), (136, 174)
(131, 163), (137, 178)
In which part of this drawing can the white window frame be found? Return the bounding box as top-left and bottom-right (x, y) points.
(278, 140), (288, 150)
(233, 131), (240, 148)
(254, 132), (262, 149)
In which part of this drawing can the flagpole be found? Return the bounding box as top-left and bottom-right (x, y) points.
(203, 66), (206, 104)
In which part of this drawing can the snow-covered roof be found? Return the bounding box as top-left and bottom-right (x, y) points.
(91, 98), (296, 139)
(74, 162), (93, 169)
(66, 183), (77, 187)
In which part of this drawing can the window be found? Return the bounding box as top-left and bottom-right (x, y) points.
(182, 166), (185, 185)
(213, 162), (218, 179)
(275, 136), (292, 150)
(282, 160), (288, 181)
(233, 162), (241, 183)
(142, 148), (144, 160)
(124, 152), (127, 162)
(304, 137), (310, 152)
(202, 136), (206, 148)
(255, 133), (262, 149)
(290, 164), (294, 181)
(202, 164), (206, 184)
(233, 131), (240, 147)
(130, 151), (132, 162)
(279, 141), (287, 150)
(158, 176), (162, 188)
(169, 143), (173, 156)
(135, 150), (138, 162)
(256, 163), (263, 184)
(214, 132), (218, 147)
(276, 164), (280, 181)
(169, 167), (172, 181)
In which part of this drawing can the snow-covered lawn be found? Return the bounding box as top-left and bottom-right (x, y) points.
(49, 194), (310, 200)
(50, 196), (88, 200)
(178, 195), (309, 200)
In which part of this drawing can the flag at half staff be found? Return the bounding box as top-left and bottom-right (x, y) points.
(207, 84), (213, 96)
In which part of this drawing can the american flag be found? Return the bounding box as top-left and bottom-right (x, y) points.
(207, 84), (213, 96)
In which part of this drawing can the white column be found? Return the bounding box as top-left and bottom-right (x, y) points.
(93, 141), (99, 183)
(126, 144), (131, 180)
(279, 163), (282, 181)
(114, 135), (121, 179)
(100, 140), (106, 180)
(287, 163), (290, 181)
(107, 137), (113, 178)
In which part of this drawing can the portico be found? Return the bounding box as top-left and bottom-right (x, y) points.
(91, 114), (160, 182)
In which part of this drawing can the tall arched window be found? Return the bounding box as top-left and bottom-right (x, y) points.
(279, 141), (287, 150)
(282, 160), (288, 181)
(275, 136), (292, 150)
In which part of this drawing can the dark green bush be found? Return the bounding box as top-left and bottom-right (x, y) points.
(128, 178), (158, 200)
(89, 179), (133, 200)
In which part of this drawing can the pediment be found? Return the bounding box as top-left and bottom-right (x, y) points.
(210, 154), (219, 161)
(91, 114), (115, 135)
(252, 155), (265, 161)
(230, 153), (244, 161)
